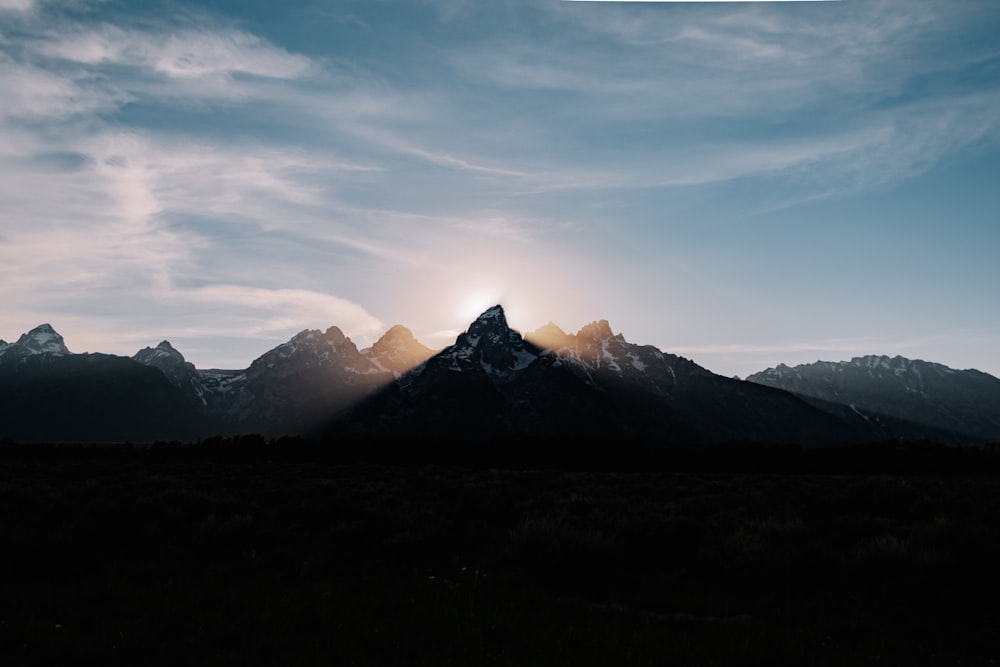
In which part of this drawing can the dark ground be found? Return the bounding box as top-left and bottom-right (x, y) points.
(2, 438), (1000, 665)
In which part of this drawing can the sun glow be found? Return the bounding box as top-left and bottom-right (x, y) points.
(457, 288), (504, 325)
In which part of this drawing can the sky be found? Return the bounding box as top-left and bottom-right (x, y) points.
(1, 0), (999, 379)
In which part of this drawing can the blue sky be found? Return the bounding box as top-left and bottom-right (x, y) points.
(1, 0), (998, 378)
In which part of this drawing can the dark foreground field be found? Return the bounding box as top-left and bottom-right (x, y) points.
(3, 439), (1000, 665)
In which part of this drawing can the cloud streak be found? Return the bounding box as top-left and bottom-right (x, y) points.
(38, 24), (315, 80)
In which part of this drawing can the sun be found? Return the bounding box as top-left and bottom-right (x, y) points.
(457, 288), (503, 324)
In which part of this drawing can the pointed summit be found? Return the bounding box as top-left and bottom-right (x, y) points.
(466, 305), (510, 336)
(475, 304), (506, 321)
(577, 319), (620, 343)
(375, 324), (420, 347)
(247, 325), (362, 375)
(15, 323), (70, 355)
(525, 322), (573, 351)
(134, 340), (187, 365)
(132, 339), (207, 409)
(441, 305), (541, 379)
(365, 325), (434, 375)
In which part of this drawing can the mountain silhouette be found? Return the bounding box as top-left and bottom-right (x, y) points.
(329, 306), (873, 444)
(2, 312), (996, 445)
(748, 356), (1000, 443)
(0, 328), (205, 442)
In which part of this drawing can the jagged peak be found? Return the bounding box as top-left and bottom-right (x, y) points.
(366, 324), (434, 374)
(536, 321), (566, 336)
(524, 322), (573, 351)
(324, 325), (349, 345)
(848, 355), (916, 371)
(15, 323), (70, 355)
(476, 305), (505, 321)
(576, 319), (622, 343)
(370, 324), (431, 355)
(464, 305), (519, 341)
(754, 355), (961, 380)
(134, 340), (187, 364)
(247, 324), (362, 373)
(290, 327), (322, 341)
(376, 324), (418, 345)
(287, 325), (349, 346)
(437, 304), (542, 377)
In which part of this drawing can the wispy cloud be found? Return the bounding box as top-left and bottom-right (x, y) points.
(38, 24), (315, 80)
(0, 0), (36, 12)
(1, 0), (998, 376)
(186, 285), (384, 340)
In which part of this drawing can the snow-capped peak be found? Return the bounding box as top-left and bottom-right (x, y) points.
(279, 326), (348, 359)
(134, 340), (187, 365)
(437, 305), (541, 378)
(14, 323), (70, 355)
(464, 305), (513, 338)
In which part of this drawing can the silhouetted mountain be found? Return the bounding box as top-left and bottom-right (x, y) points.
(3, 316), (996, 447)
(130, 325), (434, 436)
(334, 307), (620, 437)
(331, 307), (870, 444)
(747, 356), (1000, 443)
(133, 341), (216, 412)
(205, 324), (435, 436)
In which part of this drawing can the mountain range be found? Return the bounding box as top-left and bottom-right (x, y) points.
(747, 356), (1000, 444)
(1, 308), (998, 445)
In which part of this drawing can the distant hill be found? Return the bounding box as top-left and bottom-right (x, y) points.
(747, 356), (1000, 443)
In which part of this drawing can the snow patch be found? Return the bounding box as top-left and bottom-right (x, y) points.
(627, 352), (647, 372)
(477, 306), (504, 321)
(849, 404), (871, 423)
(601, 339), (622, 372)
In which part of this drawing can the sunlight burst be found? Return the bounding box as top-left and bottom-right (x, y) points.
(457, 288), (503, 324)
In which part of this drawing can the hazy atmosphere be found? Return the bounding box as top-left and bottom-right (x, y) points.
(1, 0), (998, 379)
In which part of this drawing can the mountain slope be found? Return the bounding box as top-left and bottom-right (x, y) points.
(747, 356), (1000, 443)
(133, 341), (220, 412)
(214, 324), (435, 436)
(332, 307), (872, 444)
(5, 317), (995, 447)
(0, 326), (206, 442)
